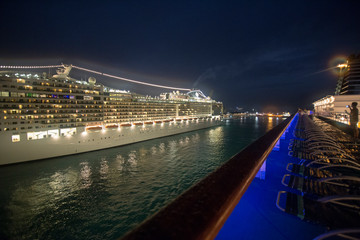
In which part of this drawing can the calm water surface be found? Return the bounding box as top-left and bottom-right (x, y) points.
(0, 117), (281, 239)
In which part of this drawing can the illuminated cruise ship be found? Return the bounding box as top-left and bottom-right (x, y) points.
(0, 64), (223, 165)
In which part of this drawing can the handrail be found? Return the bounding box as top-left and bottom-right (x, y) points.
(281, 174), (291, 186)
(313, 228), (360, 240)
(276, 191), (287, 212)
(286, 162), (294, 172)
(121, 113), (296, 240)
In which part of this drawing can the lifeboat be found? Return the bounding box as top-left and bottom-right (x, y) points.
(176, 119), (182, 121)
(188, 118), (193, 120)
(154, 120), (162, 124)
(86, 126), (103, 131)
(120, 123), (132, 127)
(144, 121), (154, 125)
(105, 124), (118, 128)
(163, 120), (171, 122)
(133, 122), (143, 126)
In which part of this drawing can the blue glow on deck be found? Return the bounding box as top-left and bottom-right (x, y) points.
(216, 114), (327, 239)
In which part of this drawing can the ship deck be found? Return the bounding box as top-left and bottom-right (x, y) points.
(216, 114), (326, 239)
(122, 112), (360, 239)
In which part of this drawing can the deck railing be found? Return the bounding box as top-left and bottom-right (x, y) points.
(121, 114), (295, 240)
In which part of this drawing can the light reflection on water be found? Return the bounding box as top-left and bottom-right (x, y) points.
(0, 117), (280, 240)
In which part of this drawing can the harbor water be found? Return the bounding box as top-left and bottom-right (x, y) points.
(0, 117), (281, 240)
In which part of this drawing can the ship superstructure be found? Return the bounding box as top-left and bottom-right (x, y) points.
(314, 54), (360, 124)
(0, 64), (223, 165)
(335, 54), (360, 95)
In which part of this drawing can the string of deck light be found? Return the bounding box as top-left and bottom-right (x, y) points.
(0, 64), (191, 91)
(71, 65), (191, 91)
(0, 65), (62, 69)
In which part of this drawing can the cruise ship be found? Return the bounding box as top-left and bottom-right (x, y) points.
(0, 64), (223, 165)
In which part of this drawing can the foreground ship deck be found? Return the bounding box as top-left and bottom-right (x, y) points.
(121, 113), (360, 239)
(0, 64), (223, 165)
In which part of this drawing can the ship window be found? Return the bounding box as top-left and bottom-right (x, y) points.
(12, 135), (20, 142)
(84, 96), (93, 100)
(1, 91), (9, 97)
(60, 128), (76, 136)
(27, 131), (47, 140)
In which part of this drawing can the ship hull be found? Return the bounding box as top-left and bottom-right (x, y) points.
(1, 119), (222, 165)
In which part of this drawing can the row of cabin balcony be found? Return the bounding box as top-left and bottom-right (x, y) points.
(2, 114), (103, 121)
(340, 85), (360, 91)
(104, 114), (171, 118)
(341, 81), (360, 88)
(1, 84), (101, 95)
(104, 115), (172, 119)
(104, 103), (175, 107)
(104, 111), (176, 116)
(343, 71), (360, 78)
(0, 103), (103, 110)
(0, 100), (103, 108)
(2, 76), (102, 91)
(179, 110), (210, 114)
(0, 87), (103, 100)
(103, 117), (172, 122)
(343, 76), (360, 81)
(103, 119), (167, 123)
(104, 115), (172, 120)
(103, 106), (175, 111)
(105, 100), (177, 105)
(1, 109), (103, 116)
(1, 117), (103, 125)
(179, 109), (211, 113)
(103, 117), (165, 122)
(104, 101), (177, 106)
(0, 93), (103, 102)
(0, 94), (103, 102)
(31, 79), (102, 91)
(103, 111), (172, 115)
(104, 102), (176, 107)
(2, 106), (103, 112)
(1, 109), (174, 116)
(104, 110), (175, 114)
(2, 111), (103, 117)
(104, 108), (174, 112)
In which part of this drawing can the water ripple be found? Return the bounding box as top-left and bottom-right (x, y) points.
(0, 117), (279, 239)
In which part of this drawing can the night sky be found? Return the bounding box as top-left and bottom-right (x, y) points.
(1, 0), (360, 113)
